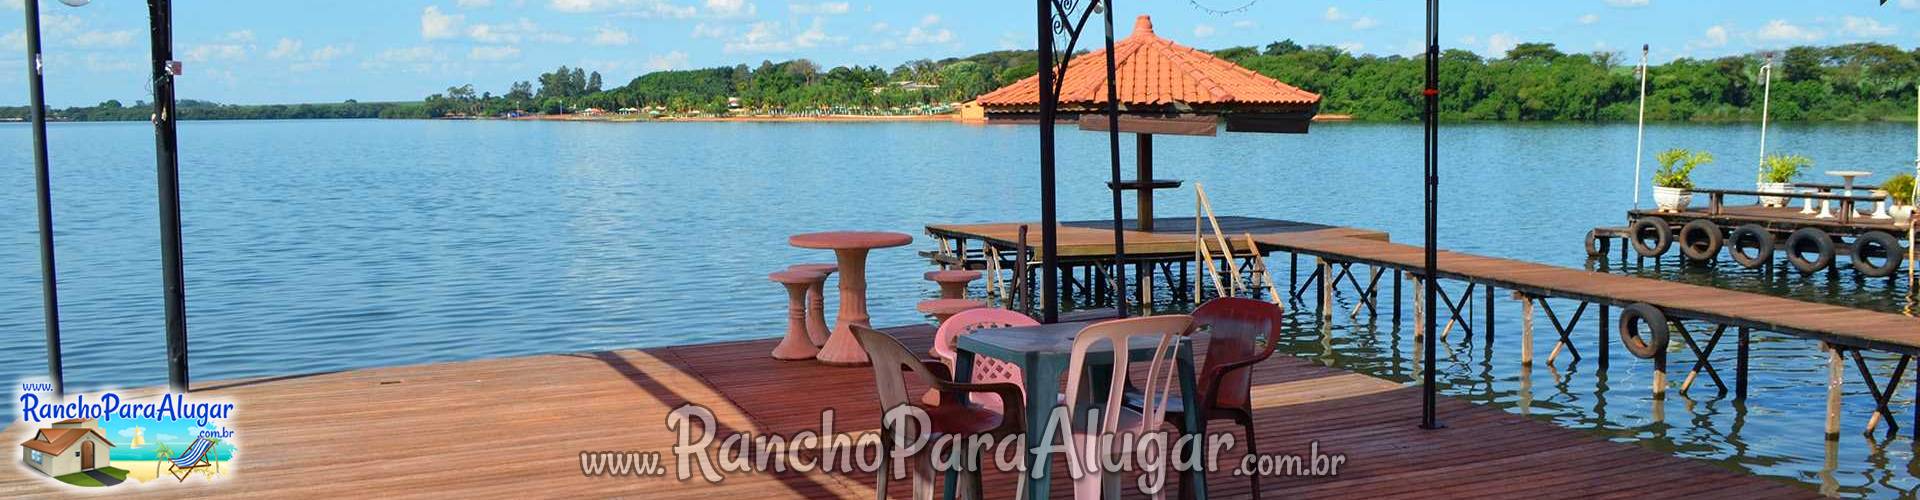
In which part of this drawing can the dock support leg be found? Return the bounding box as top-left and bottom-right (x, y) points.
(1290, 253), (1298, 295)
(1598, 304), (1610, 371)
(1410, 273), (1424, 340)
(1825, 343), (1843, 440)
(1393, 270), (1402, 323)
(1319, 258), (1334, 322)
(1516, 292), (1534, 366)
(1736, 327), (1749, 401)
(1484, 285), (1495, 344)
(1655, 347), (1668, 400)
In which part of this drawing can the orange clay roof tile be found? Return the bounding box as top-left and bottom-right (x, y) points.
(977, 15), (1319, 110)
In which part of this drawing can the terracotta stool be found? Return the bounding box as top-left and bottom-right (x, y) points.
(916, 298), (988, 325)
(924, 270), (983, 299)
(788, 263), (838, 346)
(770, 270), (826, 360)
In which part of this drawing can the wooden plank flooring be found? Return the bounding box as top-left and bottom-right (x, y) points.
(0, 323), (1813, 498)
(1253, 229), (1920, 353)
(926, 216), (1384, 258)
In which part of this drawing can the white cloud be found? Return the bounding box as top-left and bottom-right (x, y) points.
(1604, 0), (1648, 7)
(789, 1), (848, 15)
(1323, 7), (1375, 30)
(1337, 41), (1365, 54)
(1754, 19), (1821, 43)
(71, 30), (135, 48)
(1839, 16), (1896, 38)
(268, 38), (302, 59)
(723, 17), (841, 53)
(292, 44), (352, 71)
(903, 15), (952, 46)
(648, 50), (690, 70)
(593, 26), (632, 45)
(422, 6), (464, 40)
(225, 30), (256, 43)
(1577, 14), (1599, 25)
(1350, 17), (1378, 30)
(1487, 33), (1518, 56)
(1232, 20), (1256, 29)
(184, 44), (247, 63)
(550, 0), (697, 18)
(1694, 25), (1728, 48)
(375, 46), (444, 64)
(1323, 7), (1347, 22)
(468, 18), (575, 44)
(458, 0), (494, 6)
(1193, 24), (1216, 38)
(469, 45), (522, 61)
(692, 23), (730, 38)
(705, 0), (755, 17)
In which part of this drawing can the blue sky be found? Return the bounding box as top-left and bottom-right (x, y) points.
(0, 0), (1916, 106)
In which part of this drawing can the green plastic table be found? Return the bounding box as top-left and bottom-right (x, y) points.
(953, 319), (1206, 500)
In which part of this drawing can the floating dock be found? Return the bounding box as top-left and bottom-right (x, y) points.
(0, 316), (1813, 498)
(1590, 187), (1913, 279)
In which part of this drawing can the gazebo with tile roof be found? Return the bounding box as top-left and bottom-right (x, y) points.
(976, 14), (1322, 230)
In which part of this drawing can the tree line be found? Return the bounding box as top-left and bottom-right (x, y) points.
(0, 99), (405, 122)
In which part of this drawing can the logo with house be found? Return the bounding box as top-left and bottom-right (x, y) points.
(19, 418), (121, 486)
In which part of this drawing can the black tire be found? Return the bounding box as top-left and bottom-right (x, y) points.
(1850, 231), (1907, 278)
(1678, 219), (1723, 262)
(1785, 227), (1835, 274)
(1617, 303), (1669, 360)
(1727, 224), (1773, 269)
(1629, 217), (1672, 258)
(1585, 229), (1611, 258)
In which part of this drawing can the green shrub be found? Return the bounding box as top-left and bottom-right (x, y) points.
(1760, 154), (1811, 184)
(1883, 173), (1915, 206)
(1654, 149), (1715, 190)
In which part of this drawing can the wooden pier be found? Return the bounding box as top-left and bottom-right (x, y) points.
(0, 318), (1813, 498)
(1590, 187), (1913, 279)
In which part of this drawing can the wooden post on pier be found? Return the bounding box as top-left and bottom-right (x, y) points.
(1410, 273), (1424, 339)
(1654, 343), (1668, 400)
(1319, 258), (1333, 322)
(1515, 291), (1534, 366)
(1825, 343), (1844, 440)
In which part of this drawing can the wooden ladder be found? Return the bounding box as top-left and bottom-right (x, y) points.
(1192, 183), (1282, 304)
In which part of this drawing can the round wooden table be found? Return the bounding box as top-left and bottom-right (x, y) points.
(790, 231), (913, 366)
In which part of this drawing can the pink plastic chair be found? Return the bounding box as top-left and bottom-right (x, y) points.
(1063, 315), (1195, 500)
(925, 308), (1039, 409)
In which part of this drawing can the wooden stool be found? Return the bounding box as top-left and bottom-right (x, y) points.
(924, 270), (983, 299)
(788, 263), (838, 346)
(770, 270), (826, 360)
(916, 298), (987, 325)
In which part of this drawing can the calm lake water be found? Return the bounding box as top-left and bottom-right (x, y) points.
(3, 119), (1918, 496)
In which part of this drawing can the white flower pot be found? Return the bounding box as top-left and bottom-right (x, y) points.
(1653, 186), (1692, 212)
(1758, 182), (1792, 207)
(1895, 205), (1914, 227)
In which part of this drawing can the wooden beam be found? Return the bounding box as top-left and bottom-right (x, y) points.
(1076, 114), (1218, 136)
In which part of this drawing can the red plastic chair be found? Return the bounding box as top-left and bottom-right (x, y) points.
(1175, 297), (1285, 498)
(924, 308), (1039, 409)
(852, 325), (1025, 500)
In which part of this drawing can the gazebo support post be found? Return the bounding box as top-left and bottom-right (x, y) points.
(1137, 133), (1154, 231)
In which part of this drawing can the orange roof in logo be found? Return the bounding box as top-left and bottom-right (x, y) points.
(976, 15), (1320, 112)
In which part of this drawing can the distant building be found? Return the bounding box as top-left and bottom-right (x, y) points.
(20, 418), (114, 478)
(727, 97), (742, 109)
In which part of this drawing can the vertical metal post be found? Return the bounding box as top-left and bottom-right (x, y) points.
(149, 0), (189, 392)
(1101, 0), (1127, 319)
(1035, 0), (1059, 324)
(1598, 304), (1610, 371)
(1483, 285), (1494, 343)
(25, 0), (64, 398)
(1736, 327), (1750, 400)
(1420, 0), (1442, 430)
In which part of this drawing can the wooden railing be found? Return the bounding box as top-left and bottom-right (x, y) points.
(1691, 187), (1885, 224)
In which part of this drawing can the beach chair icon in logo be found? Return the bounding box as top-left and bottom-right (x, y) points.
(166, 437), (216, 481)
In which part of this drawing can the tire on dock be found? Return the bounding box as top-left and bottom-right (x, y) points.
(1629, 217), (1671, 258)
(1785, 227), (1835, 274)
(1850, 231), (1906, 278)
(1678, 219), (1723, 262)
(1585, 229), (1611, 258)
(1727, 224), (1773, 269)
(1617, 303), (1668, 360)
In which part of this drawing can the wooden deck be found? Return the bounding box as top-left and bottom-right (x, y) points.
(1628, 204), (1908, 233)
(0, 321), (1813, 498)
(1252, 229), (1920, 353)
(926, 216), (1384, 259)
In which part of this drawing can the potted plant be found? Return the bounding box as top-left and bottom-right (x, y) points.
(1653, 149), (1714, 212)
(1884, 172), (1915, 226)
(1758, 154), (1810, 207)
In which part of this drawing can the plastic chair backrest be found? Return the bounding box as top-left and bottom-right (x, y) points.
(1063, 315), (1195, 437)
(1191, 298), (1283, 407)
(931, 308), (1040, 362)
(853, 324), (947, 439)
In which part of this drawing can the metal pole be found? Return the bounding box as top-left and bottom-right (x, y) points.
(1756, 56), (1772, 187)
(1632, 45), (1648, 210)
(25, 0), (64, 398)
(1101, 0), (1127, 318)
(1035, 0), (1059, 323)
(1421, 0), (1442, 430)
(149, 0), (189, 392)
